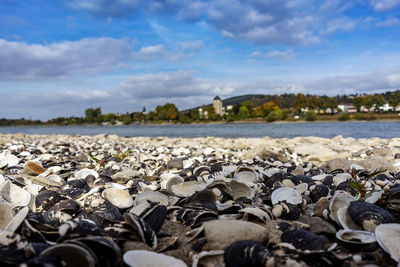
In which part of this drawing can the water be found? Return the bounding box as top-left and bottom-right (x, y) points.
(0, 121), (399, 139)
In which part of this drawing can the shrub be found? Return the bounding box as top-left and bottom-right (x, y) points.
(353, 112), (364, 120)
(266, 110), (283, 122)
(304, 111), (317, 121)
(338, 113), (350, 121)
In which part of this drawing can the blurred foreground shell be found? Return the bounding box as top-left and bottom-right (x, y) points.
(123, 250), (187, 267)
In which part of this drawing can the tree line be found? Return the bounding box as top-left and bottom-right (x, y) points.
(1, 90), (399, 126)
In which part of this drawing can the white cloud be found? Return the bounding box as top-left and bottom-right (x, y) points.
(376, 17), (400, 26)
(370, 0), (400, 11)
(68, 0), (362, 46)
(0, 38), (196, 79)
(251, 50), (295, 61)
(0, 38), (134, 79)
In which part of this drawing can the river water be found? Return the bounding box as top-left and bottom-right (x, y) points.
(0, 121), (399, 139)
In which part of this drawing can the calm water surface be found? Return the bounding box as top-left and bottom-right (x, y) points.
(0, 121), (399, 139)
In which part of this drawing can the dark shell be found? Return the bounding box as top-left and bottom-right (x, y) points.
(0, 232), (30, 265)
(49, 199), (80, 215)
(336, 181), (357, 195)
(59, 179), (90, 199)
(35, 190), (64, 211)
(93, 199), (122, 223)
(281, 229), (328, 251)
(348, 201), (396, 231)
(40, 243), (97, 267)
(66, 237), (121, 267)
(177, 201), (218, 228)
(309, 184), (329, 203)
(27, 211), (71, 230)
(123, 213), (157, 249)
(224, 240), (270, 267)
(275, 202), (301, 220)
(58, 219), (102, 238)
(293, 175), (314, 185)
(142, 204), (167, 232)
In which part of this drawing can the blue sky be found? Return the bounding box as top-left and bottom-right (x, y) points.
(1, 0), (400, 119)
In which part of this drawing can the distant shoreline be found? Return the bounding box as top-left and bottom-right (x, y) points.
(0, 117), (399, 128)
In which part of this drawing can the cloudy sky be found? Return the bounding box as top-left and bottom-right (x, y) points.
(1, 0), (400, 120)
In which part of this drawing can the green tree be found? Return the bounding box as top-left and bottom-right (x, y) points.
(371, 94), (385, 111)
(388, 90), (400, 112)
(85, 107), (102, 123)
(237, 106), (250, 119)
(326, 97), (338, 114)
(294, 93), (307, 113)
(353, 96), (364, 112)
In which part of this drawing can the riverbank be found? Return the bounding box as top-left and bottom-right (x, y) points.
(1, 134), (400, 266)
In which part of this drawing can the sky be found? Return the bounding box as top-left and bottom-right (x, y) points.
(1, 0), (400, 120)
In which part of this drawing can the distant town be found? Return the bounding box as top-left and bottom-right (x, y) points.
(1, 90), (400, 126)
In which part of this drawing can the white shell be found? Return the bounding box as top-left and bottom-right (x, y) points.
(329, 190), (357, 223)
(0, 180), (31, 207)
(123, 250), (187, 267)
(4, 206), (29, 233)
(134, 191), (169, 206)
(336, 229), (376, 244)
(170, 181), (206, 197)
(74, 168), (99, 180)
(311, 174), (328, 181)
(0, 202), (14, 229)
(101, 188), (133, 209)
(271, 187), (302, 205)
(234, 167), (257, 183)
(337, 207), (361, 230)
(375, 223), (400, 263)
(0, 151), (19, 168)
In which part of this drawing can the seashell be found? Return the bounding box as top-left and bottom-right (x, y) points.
(67, 237), (121, 267)
(123, 250), (187, 267)
(271, 187), (302, 205)
(234, 166), (258, 183)
(272, 202), (301, 220)
(134, 191), (169, 206)
(336, 229), (376, 245)
(40, 243), (97, 267)
(375, 223), (400, 263)
(0, 202), (13, 229)
(102, 188), (134, 209)
(0, 151), (19, 168)
(193, 165), (211, 176)
(130, 201), (167, 232)
(49, 199), (80, 215)
(239, 207), (272, 223)
(75, 168), (99, 180)
(165, 175), (185, 192)
(348, 201), (396, 232)
(281, 229), (328, 251)
(229, 180), (253, 200)
(328, 190), (357, 224)
(170, 181), (206, 198)
(365, 191), (384, 204)
(35, 190), (64, 211)
(28, 210), (73, 230)
(0, 231), (30, 265)
(0, 180), (32, 208)
(59, 218), (101, 238)
(311, 173), (329, 181)
(309, 184), (329, 203)
(337, 207), (362, 230)
(4, 207), (29, 233)
(23, 160), (47, 176)
(177, 201), (218, 228)
(224, 240), (270, 267)
(202, 220), (268, 250)
(124, 213), (157, 249)
(192, 250), (224, 267)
